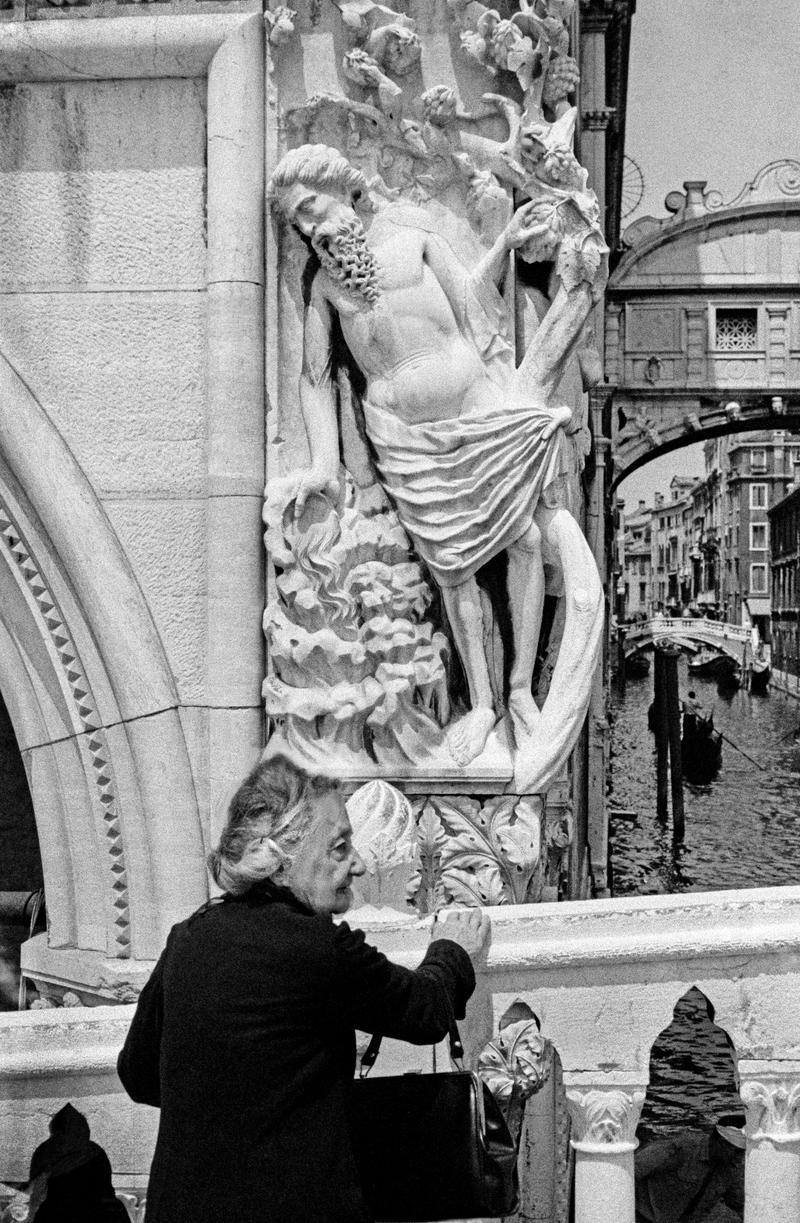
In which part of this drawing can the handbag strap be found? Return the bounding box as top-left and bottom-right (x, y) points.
(359, 1018), (465, 1078)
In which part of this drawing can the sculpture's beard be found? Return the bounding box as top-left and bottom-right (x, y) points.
(313, 217), (381, 305)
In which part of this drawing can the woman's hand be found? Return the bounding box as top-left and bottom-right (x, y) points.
(430, 908), (489, 959)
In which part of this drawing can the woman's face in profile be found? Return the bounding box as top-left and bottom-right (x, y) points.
(285, 792), (366, 916)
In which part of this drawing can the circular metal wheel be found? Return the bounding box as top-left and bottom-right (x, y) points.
(621, 155), (645, 220)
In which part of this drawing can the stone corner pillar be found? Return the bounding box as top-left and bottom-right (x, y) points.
(564, 1073), (646, 1223)
(740, 1059), (800, 1223)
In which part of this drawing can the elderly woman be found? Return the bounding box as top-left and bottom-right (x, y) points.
(118, 755), (487, 1223)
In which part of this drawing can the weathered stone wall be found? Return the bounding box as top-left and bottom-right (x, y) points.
(0, 75), (209, 784)
(0, 11), (264, 995)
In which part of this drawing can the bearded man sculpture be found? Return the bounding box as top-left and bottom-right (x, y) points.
(268, 143), (604, 792)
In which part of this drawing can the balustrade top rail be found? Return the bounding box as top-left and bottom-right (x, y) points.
(623, 616), (752, 647)
(4, 885), (800, 1223)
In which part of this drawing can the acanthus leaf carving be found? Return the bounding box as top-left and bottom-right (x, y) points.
(409, 800), (449, 916)
(478, 1014), (550, 1105)
(406, 795), (544, 910)
(567, 1087), (646, 1150)
(741, 1076), (800, 1144)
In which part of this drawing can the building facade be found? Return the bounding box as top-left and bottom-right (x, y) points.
(619, 433), (799, 631)
(618, 499), (652, 619)
(770, 482), (800, 692)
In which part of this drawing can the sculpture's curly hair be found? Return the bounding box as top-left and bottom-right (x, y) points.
(208, 754), (339, 895)
(267, 144), (370, 211)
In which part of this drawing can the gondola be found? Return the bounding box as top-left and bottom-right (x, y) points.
(688, 649), (740, 685)
(749, 658), (771, 694)
(625, 651), (651, 678)
(681, 711), (723, 783)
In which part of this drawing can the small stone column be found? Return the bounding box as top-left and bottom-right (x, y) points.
(565, 1075), (646, 1223)
(740, 1060), (800, 1223)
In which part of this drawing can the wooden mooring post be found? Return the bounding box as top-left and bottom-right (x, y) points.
(652, 643), (685, 839)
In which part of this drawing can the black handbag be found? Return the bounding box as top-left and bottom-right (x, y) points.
(349, 1020), (520, 1222)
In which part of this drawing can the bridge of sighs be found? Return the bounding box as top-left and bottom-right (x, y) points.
(597, 161), (800, 491)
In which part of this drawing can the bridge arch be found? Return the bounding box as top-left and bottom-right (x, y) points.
(605, 160), (800, 489)
(0, 351), (207, 979)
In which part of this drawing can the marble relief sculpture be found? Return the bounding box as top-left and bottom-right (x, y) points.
(265, 0), (606, 796)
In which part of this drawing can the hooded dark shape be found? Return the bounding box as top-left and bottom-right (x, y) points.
(28, 1104), (128, 1223)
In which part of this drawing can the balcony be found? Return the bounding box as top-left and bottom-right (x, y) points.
(2, 887), (800, 1221)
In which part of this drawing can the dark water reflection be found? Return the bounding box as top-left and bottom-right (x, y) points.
(609, 661), (800, 1142)
(638, 988), (742, 1143)
(609, 659), (800, 895)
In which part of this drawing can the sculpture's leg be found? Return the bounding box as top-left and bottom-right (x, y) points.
(512, 506), (603, 795)
(507, 519), (545, 738)
(441, 578), (497, 765)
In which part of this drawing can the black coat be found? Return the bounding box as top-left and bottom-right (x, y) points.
(117, 885), (475, 1223)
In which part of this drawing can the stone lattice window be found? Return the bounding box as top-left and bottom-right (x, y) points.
(715, 308), (757, 350)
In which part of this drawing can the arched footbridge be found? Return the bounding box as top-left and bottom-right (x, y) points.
(623, 617), (752, 663)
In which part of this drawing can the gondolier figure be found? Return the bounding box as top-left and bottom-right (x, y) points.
(681, 690), (703, 730)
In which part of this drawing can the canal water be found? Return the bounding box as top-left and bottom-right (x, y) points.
(609, 659), (800, 1144)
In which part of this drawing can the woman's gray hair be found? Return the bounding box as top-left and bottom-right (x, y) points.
(208, 755), (340, 896)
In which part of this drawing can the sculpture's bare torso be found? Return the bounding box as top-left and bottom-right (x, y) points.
(319, 220), (498, 425)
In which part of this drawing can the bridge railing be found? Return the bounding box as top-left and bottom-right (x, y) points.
(624, 616), (751, 649)
(4, 887), (800, 1223)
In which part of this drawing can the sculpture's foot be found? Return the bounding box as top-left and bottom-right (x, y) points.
(508, 688), (541, 738)
(543, 404), (572, 440)
(447, 708), (496, 766)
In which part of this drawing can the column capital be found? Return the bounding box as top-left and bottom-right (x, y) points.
(582, 106), (616, 131)
(564, 1074), (647, 1154)
(740, 1061), (800, 1146)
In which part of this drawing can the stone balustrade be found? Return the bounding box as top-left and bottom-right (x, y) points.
(625, 615), (752, 647)
(3, 885), (800, 1221)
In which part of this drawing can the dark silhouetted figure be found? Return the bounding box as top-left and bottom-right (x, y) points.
(27, 1104), (127, 1223)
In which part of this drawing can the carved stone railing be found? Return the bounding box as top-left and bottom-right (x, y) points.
(3, 886), (800, 1221)
(624, 615), (752, 654)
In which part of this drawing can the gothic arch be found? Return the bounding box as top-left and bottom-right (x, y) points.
(0, 351), (207, 969)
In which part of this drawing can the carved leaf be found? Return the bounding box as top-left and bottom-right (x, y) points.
(433, 797), (508, 906)
(494, 797), (541, 863)
(558, 231), (606, 294)
(408, 801), (449, 914)
(478, 1018), (550, 1103)
(487, 797), (542, 903)
(443, 864), (506, 907)
(417, 796), (544, 907)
